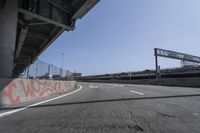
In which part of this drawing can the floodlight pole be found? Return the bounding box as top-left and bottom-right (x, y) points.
(61, 53), (64, 78)
(26, 57), (31, 79)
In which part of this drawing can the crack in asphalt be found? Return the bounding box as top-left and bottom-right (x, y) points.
(129, 111), (144, 132)
(156, 111), (175, 118)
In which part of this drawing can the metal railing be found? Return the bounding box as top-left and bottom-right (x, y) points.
(19, 60), (73, 80)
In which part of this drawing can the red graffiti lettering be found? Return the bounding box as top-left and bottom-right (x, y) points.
(3, 82), (20, 105)
(2, 79), (73, 105)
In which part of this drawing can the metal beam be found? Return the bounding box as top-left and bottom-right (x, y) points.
(18, 8), (74, 30)
(26, 32), (49, 40)
(46, 0), (72, 15)
(15, 56), (30, 64)
(15, 27), (28, 58)
(27, 22), (49, 26)
(72, 0), (100, 20)
(22, 46), (38, 52)
(18, 19), (26, 28)
(32, 27), (65, 63)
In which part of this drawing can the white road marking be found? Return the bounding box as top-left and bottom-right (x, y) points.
(192, 113), (199, 116)
(105, 87), (115, 88)
(89, 85), (98, 88)
(0, 85), (83, 118)
(109, 84), (124, 87)
(0, 108), (28, 117)
(130, 90), (144, 95)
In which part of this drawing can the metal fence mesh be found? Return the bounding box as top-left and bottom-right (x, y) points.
(20, 60), (73, 80)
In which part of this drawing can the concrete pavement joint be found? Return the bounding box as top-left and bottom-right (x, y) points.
(0, 85), (83, 118)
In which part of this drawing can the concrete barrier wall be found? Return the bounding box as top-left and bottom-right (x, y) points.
(89, 77), (200, 87)
(0, 78), (77, 106)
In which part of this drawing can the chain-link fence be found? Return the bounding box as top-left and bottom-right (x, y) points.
(19, 60), (74, 80)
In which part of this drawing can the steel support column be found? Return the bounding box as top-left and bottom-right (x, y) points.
(0, 0), (18, 78)
(154, 48), (159, 79)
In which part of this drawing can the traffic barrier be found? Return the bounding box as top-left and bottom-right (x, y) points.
(0, 78), (77, 106)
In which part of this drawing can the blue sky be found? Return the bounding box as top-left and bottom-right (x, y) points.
(39, 0), (200, 76)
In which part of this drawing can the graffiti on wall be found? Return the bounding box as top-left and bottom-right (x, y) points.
(2, 79), (74, 105)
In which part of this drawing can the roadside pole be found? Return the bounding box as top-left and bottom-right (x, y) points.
(154, 48), (159, 79)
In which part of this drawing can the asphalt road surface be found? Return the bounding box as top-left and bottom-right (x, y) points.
(0, 82), (200, 133)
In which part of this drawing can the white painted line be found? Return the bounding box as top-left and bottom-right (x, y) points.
(130, 90), (144, 95)
(107, 84), (116, 88)
(109, 84), (124, 87)
(193, 113), (199, 116)
(89, 85), (98, 88)
(28, 85), (82, 107)
(0, 85), (83, 118)
(119, 85), (124, 87)
(106, 87), (115, 88)
(0, 108), (27, 117)
(111, 84), (118, 87)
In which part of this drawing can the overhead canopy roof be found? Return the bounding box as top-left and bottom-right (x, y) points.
(14, 0), (100, 76)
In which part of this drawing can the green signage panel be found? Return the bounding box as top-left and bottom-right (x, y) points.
(155, 48), (200, 63)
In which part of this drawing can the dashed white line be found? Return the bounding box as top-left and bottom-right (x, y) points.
(89, 85), (98, 88)
(109, 84), (124, 87)
(130, 90), (144, 95)
(193, 113), (199, 116)
(0, 85), (83, 118)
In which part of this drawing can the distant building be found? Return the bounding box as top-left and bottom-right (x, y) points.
(72, 73), (82, 77)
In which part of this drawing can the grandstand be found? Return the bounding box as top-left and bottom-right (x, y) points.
(81, 66), (200, 81)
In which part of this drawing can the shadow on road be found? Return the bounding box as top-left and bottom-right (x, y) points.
(1, 94), (200, 110)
